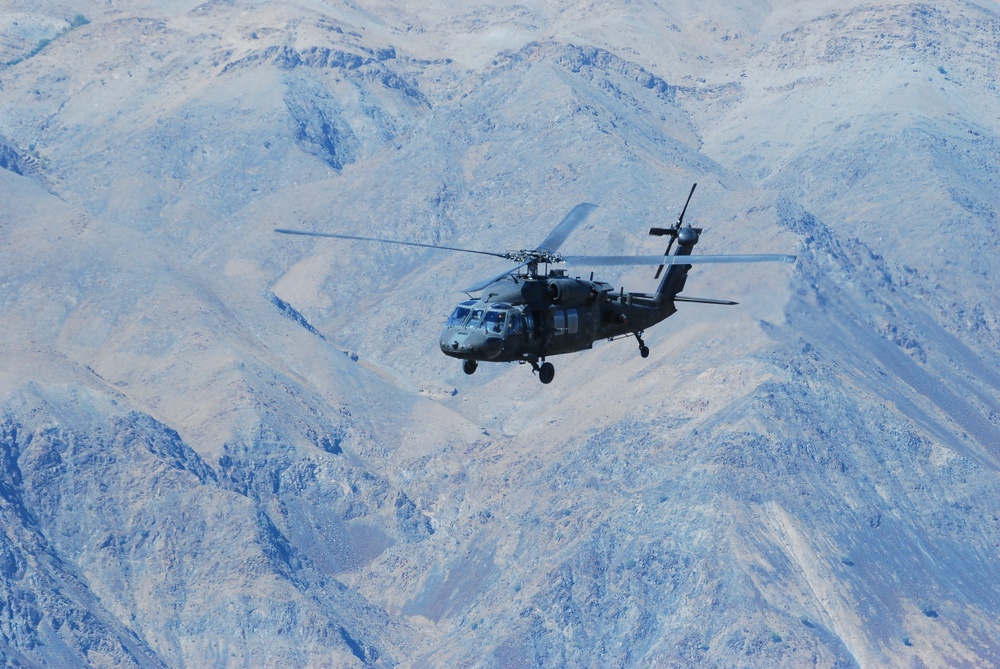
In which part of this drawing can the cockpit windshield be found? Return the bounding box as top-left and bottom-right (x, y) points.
(483, 310), (506, 334)
(445, 300), (477, 328)
(445, 302), (524, 336)
(467, 308), (486, 329)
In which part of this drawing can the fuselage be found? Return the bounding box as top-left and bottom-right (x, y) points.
(440, 218), (701, 369)
(438, 271), (677, 364)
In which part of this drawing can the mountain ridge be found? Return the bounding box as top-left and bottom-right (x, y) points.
(3, 1), (1000, 666)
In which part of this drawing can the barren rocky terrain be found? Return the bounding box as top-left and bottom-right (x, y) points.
(2, 1), (999, 667)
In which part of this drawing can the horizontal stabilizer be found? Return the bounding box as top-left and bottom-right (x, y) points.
(674, 296), (739, 305)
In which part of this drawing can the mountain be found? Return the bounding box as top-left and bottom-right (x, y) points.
(2, 0), (999, 666)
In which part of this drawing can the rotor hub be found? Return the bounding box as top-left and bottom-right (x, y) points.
(503, 250), (565, 265)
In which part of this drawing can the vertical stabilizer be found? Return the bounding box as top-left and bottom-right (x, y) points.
(647, 183), (702, 307)
(653, 226), (700, 305)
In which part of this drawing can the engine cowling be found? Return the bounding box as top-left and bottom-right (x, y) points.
(547, 278), (595, 304)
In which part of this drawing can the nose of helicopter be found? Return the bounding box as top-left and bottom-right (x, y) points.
(439, 328), (502, 360)
(439, 327), (467, 358)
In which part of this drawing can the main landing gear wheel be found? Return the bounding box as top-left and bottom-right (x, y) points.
(538, 362), (555, 384)
(635, 331), (649, 358)
(463, 359), (478, 375)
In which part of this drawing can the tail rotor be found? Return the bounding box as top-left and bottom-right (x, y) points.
(649, 182), (698, 279)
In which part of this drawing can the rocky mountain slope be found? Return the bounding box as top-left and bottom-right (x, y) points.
(2, 0), (999, 666)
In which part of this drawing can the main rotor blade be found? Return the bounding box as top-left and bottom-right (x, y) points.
(563, 254), (797, 266)
(534, 203), (598, 253)
(461, 260), (534, 293)
(274, 228), (508, 259)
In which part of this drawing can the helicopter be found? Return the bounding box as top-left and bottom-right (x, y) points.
(275, 184), (795, 384)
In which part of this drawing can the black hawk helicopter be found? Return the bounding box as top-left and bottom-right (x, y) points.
(276, 184), (795, 384)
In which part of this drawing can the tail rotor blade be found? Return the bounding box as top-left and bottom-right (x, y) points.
(675, 182), (697, 228)
(653, 256), (668, 280)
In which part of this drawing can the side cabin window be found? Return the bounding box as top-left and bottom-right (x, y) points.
(553, 309), (579, 335)
(567, 308), (579, 334)
(521, 311), (536, 338)
(507, 313), (523, 335)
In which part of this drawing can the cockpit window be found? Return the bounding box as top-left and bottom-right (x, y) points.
(467, 308), (486, 329)
(446, 305), (472, 328)
(483, 310), (506, 334)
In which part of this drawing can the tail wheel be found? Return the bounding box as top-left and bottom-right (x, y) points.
(538, 362), (555, 384)
(635, 331), (649, 358)
(463, 359), (478, 375)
